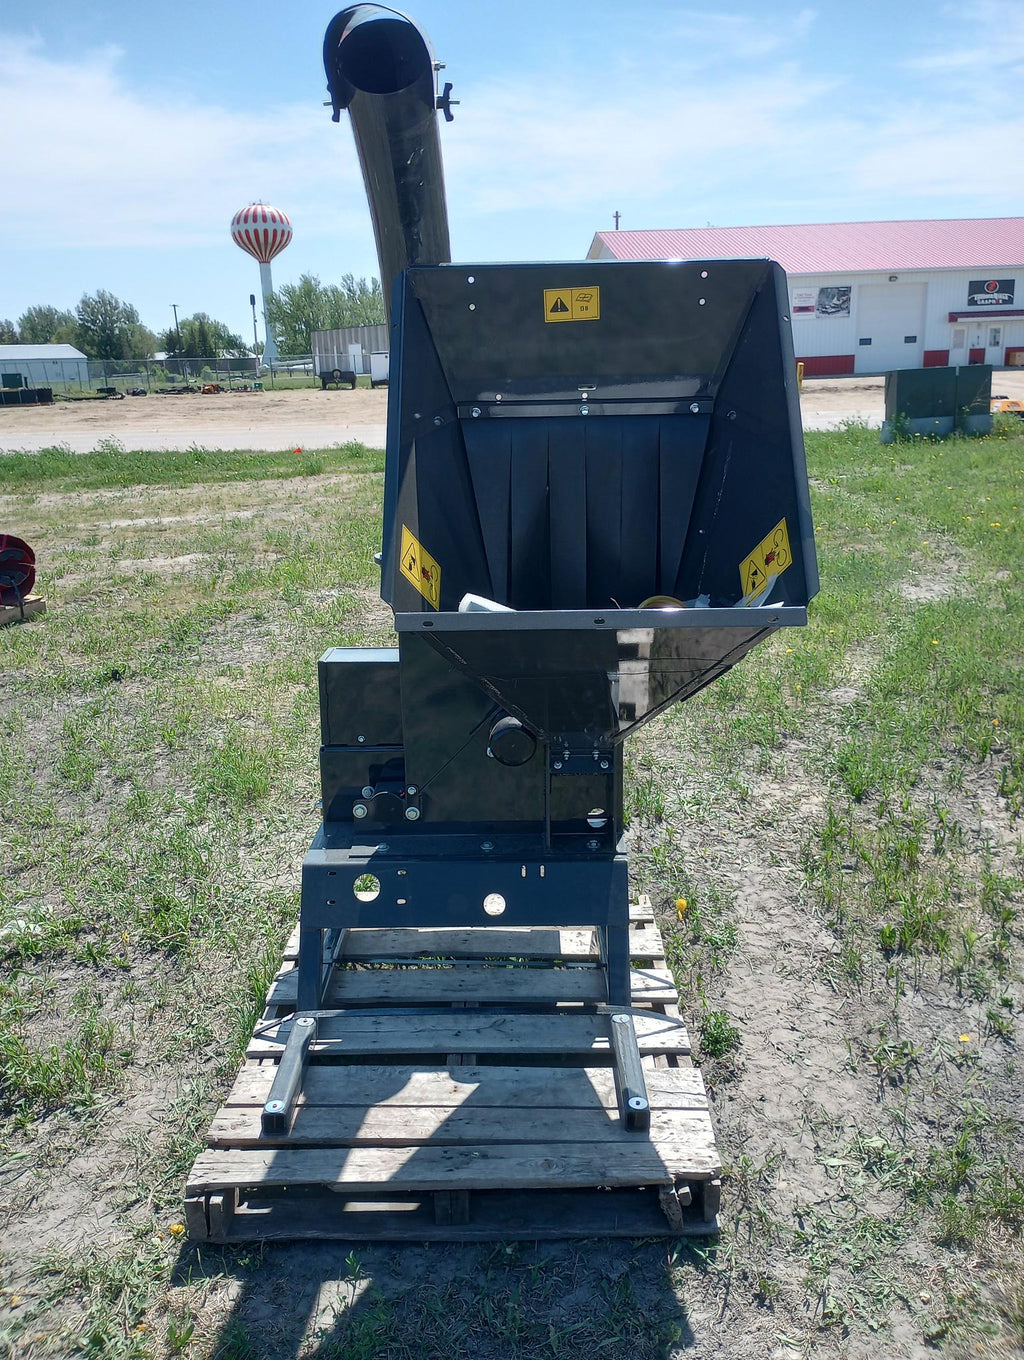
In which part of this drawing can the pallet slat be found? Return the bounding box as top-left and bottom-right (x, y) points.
(266, 964), (678, 1009)
(246, 1010), (690, 1059)
(222, 1063), (707, 1111)
(207, 1105), (714, 1148)
(187, 1138), (721, 1196)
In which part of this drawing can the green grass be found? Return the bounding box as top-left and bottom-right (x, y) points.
(1, 425), (1022, 1358)
(0, 439), (382, 492)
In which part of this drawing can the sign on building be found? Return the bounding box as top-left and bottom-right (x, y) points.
(967, 278), (1015, 307)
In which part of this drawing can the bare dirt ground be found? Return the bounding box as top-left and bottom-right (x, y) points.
(0, 386), (389, 454)
(3, 372), (1023, 453)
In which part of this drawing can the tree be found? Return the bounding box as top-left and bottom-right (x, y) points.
(161, 312), (248, 360)
(17, 305), (76, 345)
(0, 319), (17, 344)
(325, 274), (386, 327)
(74, 290), (153, 360)
(266, 273), (385, 354)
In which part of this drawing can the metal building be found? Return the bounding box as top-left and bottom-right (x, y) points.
(589, 218), (1024, 377)
(0, 343), (89, 389)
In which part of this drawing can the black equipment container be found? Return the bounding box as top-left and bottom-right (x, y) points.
(882, 364), (993, 441)
(292, 4), (816, 1101)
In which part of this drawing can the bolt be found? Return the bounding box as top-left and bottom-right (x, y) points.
(434, 415), (443, 426)
(553, 761), (563, 770)
(404, 806), (421, 821)
(468, 303), (476, 311)
(579, 404), (590, 415)
(265, 1100), (285, 1113)
(600, 759), (610, 770)
(296, 1017), (315, 1028)
(592, 750), (600, 760)
(407, 785), (418, 795)
(361, 786), (374, 799)
(471, 406), (481, 417)
(612, 1014), (630, 1026)
(378, 842), (389, 852)
(356, 734), (366, 744)
(587, 839), (600, 850)
(480, 840), (494, 852)
(690, 403), (700, 413)
(352, 803), (368, 819)
(628, 1095), (649, 1111)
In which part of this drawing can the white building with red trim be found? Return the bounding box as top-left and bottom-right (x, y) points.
(587, 219), (1024, 377)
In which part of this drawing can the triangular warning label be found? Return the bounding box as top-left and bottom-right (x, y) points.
(549, 296), (569, 313)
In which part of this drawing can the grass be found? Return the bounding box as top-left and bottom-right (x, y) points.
(0, 421), (1022, 1357)
(0, 440), (382, 493)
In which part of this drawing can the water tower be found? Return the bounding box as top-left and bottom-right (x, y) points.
(230, 203), (293, 364)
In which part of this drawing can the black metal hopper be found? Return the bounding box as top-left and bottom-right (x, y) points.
(383, 258), (817, 742)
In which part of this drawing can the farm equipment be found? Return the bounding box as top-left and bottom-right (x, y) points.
(186, 3), (817, 1241)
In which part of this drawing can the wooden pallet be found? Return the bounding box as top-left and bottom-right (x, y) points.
(185, 897), (722, 1241)
(0, 595), (46, 627)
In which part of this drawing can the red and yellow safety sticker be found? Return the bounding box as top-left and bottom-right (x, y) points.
(400, 524), (441, 608)
(739, 518), (791, 599)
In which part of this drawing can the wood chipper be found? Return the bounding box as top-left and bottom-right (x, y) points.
(185, 4), (818, 1243)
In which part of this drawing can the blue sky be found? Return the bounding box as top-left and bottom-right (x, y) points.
(2, 0), (1023, 344)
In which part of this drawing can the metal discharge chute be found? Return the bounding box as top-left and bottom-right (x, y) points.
(277, 6), (818, 1138)
(323, 4), (451, 320)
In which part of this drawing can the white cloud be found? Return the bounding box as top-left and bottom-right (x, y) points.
(0, 37), (364, 250)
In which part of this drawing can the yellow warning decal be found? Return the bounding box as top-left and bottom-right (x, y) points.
(739, 518), (792, 600)
(400, 524), (441, 609)
(544, 286), (601, 323)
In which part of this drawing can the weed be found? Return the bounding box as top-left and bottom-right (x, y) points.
(699, 1009), (742, 1059)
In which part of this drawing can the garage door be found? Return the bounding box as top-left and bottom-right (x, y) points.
(855, 283), (926, 373)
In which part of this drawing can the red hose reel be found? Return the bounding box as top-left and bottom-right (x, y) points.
(0, 535), (36, 606)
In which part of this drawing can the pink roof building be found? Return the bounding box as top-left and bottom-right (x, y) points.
(588, 219), (1024, 377)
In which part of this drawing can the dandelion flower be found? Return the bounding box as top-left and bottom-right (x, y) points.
(675, 898), (688, 919)
(169, 1223), (186, 1237)
(958, 1034), (971, 1043)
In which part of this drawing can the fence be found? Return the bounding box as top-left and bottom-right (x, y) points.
(1, 356), (319, 395)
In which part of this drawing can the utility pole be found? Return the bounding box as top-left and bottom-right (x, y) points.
(171, 304), (183, 384)
(613, 211), (621, 230)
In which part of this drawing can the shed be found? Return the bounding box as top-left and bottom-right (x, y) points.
(0, 343), (90, 389)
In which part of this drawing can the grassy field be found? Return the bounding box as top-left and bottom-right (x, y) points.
(0, 421), (1022, 1359)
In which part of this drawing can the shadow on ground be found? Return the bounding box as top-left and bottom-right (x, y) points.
(172, 1236), (705, 1359)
